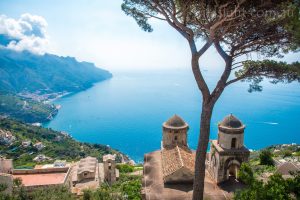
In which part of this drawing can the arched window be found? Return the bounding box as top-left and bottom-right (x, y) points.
(231, 138), (237, 148)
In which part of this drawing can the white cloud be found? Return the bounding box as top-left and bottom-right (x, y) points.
(0, 13), (48, 54)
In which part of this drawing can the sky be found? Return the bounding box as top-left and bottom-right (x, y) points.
(0, 0), (299, 72)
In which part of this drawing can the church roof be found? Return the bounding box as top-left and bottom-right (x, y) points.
(77, 156), (97, 174)
(103, 154), (115, 161)
(276, 162), (300, 176)
(161, 146), (195, 178)
(164, 115), (188, 128)
(220, 114), (243, 128)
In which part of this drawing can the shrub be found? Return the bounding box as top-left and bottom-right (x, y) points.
(238, 163), (254, 185)
(116, 164), (134, 173)
(259, 150), (274, 166)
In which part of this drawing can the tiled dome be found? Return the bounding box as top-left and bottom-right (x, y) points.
(165, 115), (186, 127)
(220, 114), (243, 128)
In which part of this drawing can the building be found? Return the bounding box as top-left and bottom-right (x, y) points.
(276, 162), (300, 179)
(0, 129), (15, 145)
(33, 154), (52, 162)
(76, 156), (98, 182)
(161, 115), (195, 183)
(208, 114), (250, 183)
(71, 155), (119, 195)
(22, 140), (31, 148)
(0, 157), (13, 174)
(33, 142), (45, 151)
(142, 115), (228, 200)
(103, 154), (117, 185)
(12, 166), (72, 191)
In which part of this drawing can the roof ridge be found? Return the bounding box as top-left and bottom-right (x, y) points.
(176, 145), (184, 168)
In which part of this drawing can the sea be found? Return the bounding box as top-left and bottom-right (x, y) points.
(44, 69), (300, 162)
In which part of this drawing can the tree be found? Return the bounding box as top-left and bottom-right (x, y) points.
(238, 163), (254, 185)
(259, 150), (274, 166)
(234, 173), (293, 200)
(121, 1), (300, 199)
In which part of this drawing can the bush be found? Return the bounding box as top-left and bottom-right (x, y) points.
(238, 163), (254, 185)
(234, 172), (300, 200)
(116, 164), (134, 173)
(259, 150), (274, 166)
(281, 150), (293, 158)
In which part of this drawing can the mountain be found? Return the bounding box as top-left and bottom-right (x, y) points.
(0, 93), (58, 123)
(0, 48), (112, 94)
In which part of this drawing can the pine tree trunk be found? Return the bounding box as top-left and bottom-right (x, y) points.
(192, 102), (213, 200)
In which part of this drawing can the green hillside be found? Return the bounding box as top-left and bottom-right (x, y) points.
(0, 118), (124, 168)
(0, 49), (112, 94)
(0, 93), (57, 123)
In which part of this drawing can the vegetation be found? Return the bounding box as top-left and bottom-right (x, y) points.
(0, 118), (124, 168)
(235, 170), (300, 200)
(259, 150), (275, 166)
(121, 1), (300, 199)
(0, 48), (112, 94)
(116, 164), (135, 173)
(0, 174), (142, 200)
(0, 185), (75, 200)
(82, 174), (142, 200)
(238, 163), (254, 185)
(0, 93), (58, 123)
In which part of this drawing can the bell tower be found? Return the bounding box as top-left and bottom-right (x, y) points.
(162, 115), (189, 149)
(103, 154), (117, 185)
(208, 114), (250, 183)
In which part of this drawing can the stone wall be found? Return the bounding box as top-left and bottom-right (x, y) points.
(0, 173), (13, 195)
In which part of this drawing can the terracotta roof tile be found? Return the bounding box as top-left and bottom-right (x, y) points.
(161, 146), (195, 178)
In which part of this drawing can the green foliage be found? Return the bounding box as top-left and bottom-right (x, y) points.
(83, 190), (93, 200)
(13, 178), (22, 188)
(116, 164), (134, 173)
(284, 2), (300, 48)
(121, 2), (153, 32)
(0, 184), (7, 192)
(0, 186), (75, 200)
(234, 174), (293, 200)
(236, 60), (300, 92)
(0, 48), (112, 94)
(0, 93), (57, 123)
(281, 150), (293, 158)
(259, 150), (274, 166)
(287, 171), (300, 197)
(0, 118), (122, 168)
(82, 174), (142, 200)
(238, 163), (254, 185)
(29, 186), (75, 200)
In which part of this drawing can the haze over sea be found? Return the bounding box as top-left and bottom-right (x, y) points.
(45, 69), (300, 162)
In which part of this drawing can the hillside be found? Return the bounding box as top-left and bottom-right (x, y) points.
(0, 48), (112, 95)
(0, 93), (58, 123)
(0, 118), (125, 168)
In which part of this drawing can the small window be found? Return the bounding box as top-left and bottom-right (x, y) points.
(231, 138), (237, 148)
(174, 136), (178, 141)
(109, 166), (111, 170)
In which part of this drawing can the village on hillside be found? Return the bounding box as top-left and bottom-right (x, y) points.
(1, 114), (299, 199)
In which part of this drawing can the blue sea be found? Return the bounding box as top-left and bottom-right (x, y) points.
(45, 69), (300, 162)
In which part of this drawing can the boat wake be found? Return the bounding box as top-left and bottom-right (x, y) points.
(262, 122), (279, 125)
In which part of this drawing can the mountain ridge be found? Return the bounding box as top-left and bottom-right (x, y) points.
(0, 48), (112, 95)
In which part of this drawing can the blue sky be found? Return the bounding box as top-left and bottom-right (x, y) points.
(0, 0), (299, 72)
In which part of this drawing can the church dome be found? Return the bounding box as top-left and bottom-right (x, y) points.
(164, 115), (187, 128)
(220, 114), (243, 128)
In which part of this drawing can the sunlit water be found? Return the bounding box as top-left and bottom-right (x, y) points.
(45, 69), (300, 162)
